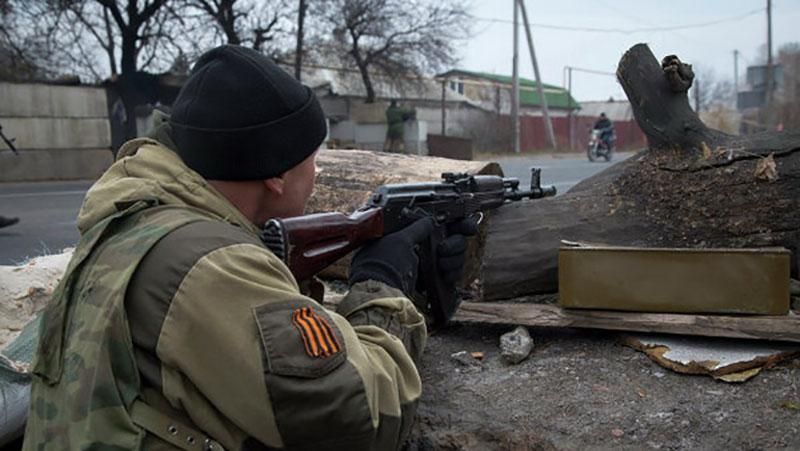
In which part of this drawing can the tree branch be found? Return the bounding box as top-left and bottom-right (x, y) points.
(97, 0), (128, 30)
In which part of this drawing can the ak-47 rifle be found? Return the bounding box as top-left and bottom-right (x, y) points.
(0, 123), (18, 155)
(262, 168), (556, 325)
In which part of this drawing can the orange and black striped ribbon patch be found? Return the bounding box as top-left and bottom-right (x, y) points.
(291, 307), (341, 358)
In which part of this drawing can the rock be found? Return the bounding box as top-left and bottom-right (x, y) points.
(450, 350), (479, 366)
(500, 326), (534, 364)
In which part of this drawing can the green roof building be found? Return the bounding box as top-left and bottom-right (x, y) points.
(437, 69), (580, 112)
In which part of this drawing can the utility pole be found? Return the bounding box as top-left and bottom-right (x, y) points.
(517, 0), (556, 149)
(733, 49), (739, 109)
(567, 66), (574, 150)
(511, 0), (520, 153)
(765, 0), (774, 124)
(441, 79), (447, 135)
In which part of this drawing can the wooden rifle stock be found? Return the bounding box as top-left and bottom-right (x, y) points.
(262, 208), (385, 281)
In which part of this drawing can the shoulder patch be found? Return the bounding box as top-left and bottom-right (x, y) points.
(254, 301), (346, 378)
(292, 307), (341, 358)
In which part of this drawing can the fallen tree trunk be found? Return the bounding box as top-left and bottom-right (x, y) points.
(479, 43), (800, 301)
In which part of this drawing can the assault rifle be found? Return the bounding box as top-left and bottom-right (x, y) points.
(0, 123), (18, 155)
(262, 169), (556, 325)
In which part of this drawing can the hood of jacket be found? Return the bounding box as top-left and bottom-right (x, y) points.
(76, 119), (260, 237)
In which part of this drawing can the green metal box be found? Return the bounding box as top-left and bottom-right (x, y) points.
(558, 243), (791, 315)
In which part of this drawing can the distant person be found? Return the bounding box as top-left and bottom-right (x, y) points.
(593, 112), (615, 149)
(384, 99), (415, 153)
(0, 216), (19, 229)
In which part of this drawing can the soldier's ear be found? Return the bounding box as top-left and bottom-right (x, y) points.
(263, 176), (285, 196)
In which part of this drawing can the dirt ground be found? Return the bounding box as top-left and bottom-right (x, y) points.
(405, 323), (800, 450)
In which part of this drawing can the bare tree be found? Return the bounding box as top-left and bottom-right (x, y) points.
(317, 0), (471, 103)
(4, 0), (184, 139)
(0, 1), (78, 81)
(185, 0), (291, 56)
(0, 3), (43, 80)
(691, 67), (735, 112)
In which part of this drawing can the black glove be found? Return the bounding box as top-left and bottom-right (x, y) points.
(414, 216), (481, 325)
(435, 217), (480, 286)
(349, 217), (436, 295)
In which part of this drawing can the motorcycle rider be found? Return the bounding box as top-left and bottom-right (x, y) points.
(593, 112), (614, 151)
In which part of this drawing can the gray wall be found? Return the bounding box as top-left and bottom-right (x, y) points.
(329, 119), (428, 155)
(0, 82), (113, 182)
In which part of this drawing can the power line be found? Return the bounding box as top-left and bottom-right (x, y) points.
(565, 66), (616, 77)
(594, 0), (693, 42)
(471, 7), (765, 34)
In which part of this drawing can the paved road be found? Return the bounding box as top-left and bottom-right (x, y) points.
(0, 180), (93, 265)
(494, 151), (634, 195)
(0, 152), (632, 265)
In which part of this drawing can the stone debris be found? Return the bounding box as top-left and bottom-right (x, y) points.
(500, 326), (534, 364)
(450, 350), (480, 366)
(623, 334), (800, 383)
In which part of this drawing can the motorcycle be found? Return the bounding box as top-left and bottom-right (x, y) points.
(587, 128), (614, 162)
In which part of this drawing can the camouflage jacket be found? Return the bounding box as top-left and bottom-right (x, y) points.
(24, 135), (427, 450)
(384, 105), (414, 139)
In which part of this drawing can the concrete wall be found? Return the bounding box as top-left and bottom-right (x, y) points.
(0, 82), (113, 182)
(417, 105), (488, 138)
(329, 119), (428, 155)
(318, 95), (349, 121)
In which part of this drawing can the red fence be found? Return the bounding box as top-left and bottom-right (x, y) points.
(516, 116), (647, 151)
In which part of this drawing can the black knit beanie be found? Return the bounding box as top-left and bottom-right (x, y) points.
(169, 45), (327, 180)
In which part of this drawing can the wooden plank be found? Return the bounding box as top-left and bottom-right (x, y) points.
(454, 302), (800, 343)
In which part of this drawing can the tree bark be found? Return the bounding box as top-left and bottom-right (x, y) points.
(477, 43), (800, 301)
(347, 29), (376, 103)
(119, 28), (139, 140)
(294, 0), (307, 81)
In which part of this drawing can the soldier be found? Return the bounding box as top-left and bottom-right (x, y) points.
(24, 46), (473, 450)
(383, 99), (415, 153)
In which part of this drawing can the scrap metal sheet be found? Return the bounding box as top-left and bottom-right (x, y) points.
(623, 334), (800, 382)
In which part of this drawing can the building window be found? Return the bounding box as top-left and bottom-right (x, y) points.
(449, 80), (464, 95)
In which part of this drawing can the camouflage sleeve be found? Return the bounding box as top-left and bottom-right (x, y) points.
(150, 240), (426, 450)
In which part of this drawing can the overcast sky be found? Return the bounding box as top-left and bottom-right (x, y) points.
(459, 0), (800, 102)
